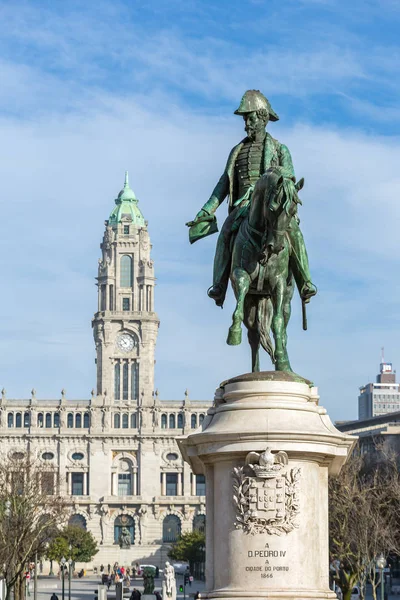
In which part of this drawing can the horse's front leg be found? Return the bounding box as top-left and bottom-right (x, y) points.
(227, 267), (251, 346)
(271, 280), (292, 372)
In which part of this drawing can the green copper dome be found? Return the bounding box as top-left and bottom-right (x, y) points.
(109, 172), (145, 227)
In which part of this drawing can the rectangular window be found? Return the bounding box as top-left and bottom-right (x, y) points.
(124, 225), (130, 235)
(42, 472), (55, 495)
(118, 473), (132, 496)
(123, 297), (130, 311)
(166, 473), (178, 496)
(109, 285), (114, 311)
(196, 474), (206, 496)
(101, 285), (106, 311)
(123, 362), (129, 400)
(71, 472), (84, 496)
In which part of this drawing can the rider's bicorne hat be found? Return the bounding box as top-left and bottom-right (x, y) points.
(234, 90), (279, 121)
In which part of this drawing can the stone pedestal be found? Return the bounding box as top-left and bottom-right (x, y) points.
(178, 372), (355, 600)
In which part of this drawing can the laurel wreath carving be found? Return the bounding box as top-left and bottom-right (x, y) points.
(232, 466), (301, 536)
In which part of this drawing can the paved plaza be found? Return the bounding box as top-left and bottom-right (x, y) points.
(32, 575), (205, 600)
(30, 576), (400, 600)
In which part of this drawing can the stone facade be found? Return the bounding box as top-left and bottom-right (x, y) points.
(0, 173), (211, 569)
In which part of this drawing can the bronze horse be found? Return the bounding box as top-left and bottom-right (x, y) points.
(227, 167), (304, 372)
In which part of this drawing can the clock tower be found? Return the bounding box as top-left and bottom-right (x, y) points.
(92, 172), (159, 406)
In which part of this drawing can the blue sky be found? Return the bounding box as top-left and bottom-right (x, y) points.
(1, 0), (400, 420)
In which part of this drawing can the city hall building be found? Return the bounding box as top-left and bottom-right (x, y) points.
(0, 174), (211, 568)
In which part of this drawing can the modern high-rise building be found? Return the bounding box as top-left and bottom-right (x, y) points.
(358, 355), (400, 420)
(0, 173), (212, 569)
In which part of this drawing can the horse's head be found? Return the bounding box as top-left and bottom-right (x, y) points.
(263, 168), (304, 255)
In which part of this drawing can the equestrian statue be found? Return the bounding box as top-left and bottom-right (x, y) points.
(186, 90), (317, 373)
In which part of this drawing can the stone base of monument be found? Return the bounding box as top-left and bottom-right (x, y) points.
(162, 581), (176, 600)
(142, 595), (156, 600)
(178, 372), (355, 600)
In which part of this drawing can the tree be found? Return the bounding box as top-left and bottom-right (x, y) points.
(0, 455), (68, 600)
(46, 526), (98, 563)
(168, 531), (205, 573)
(329, 447), (400, 600)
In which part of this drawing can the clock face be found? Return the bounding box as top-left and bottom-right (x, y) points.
(117, 333), (135, 353)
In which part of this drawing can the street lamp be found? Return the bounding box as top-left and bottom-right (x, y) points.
(68, 543), (72, 600)
(376, 553), (386, 600)
(60, 557), (66, 600)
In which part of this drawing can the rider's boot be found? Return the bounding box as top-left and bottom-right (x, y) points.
(208, 231), (231, 307)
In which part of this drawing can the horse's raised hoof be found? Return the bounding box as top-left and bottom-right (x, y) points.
(227, 327), (242, 346)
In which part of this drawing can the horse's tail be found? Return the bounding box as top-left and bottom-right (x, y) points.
(257, 296), (275, 363)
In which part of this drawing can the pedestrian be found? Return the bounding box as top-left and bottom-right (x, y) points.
(50, 594), (59, 600)
(115, 573), (120, 584)
(155, 591), (162, 600)
(107, 563), (111, 574)
(100, 564), (104, 573)
(121, 566), (125, 576)
(155, 566), (159, 578)
(107, 575), (112, 590)
(130, 588), (141, 600)
(194, 592), (200, 600)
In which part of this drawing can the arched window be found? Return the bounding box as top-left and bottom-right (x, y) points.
(8, 413), (14, 428)
(120, 255), (133, 287)
(131, 362), (139, 401)
(54, 413), (60, 428)
(130, 413), (137, 428)
(24, 412), (30, 428)
(75, 413), (82, 428)
(15, 413), (22, 428)
(191, 414), (197, 429)
(114, 363), (120, 401)
(161, 414), (167, 429)
(169, 414), (176, 429)
(114, 514), (135, 544)
(114, 413), (121, 429)
(83, 413), (90, 428)
(122, 414), (129, 429)
(37, 413), (44, 428)
(68, 514), (87, 530)
(45, 413), (52, 428)
(67, 413), (73, 428)
(123, 362), (129, 400)
(193, 514), (206, 534)
(177, 413), (183, 429)
(199, 414), (205, 425)
(163, 515), (181, 543)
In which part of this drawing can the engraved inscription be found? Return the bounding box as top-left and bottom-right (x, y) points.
(244, 544), (290, 579)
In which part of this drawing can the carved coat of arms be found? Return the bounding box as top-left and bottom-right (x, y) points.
(233, 448), (300, 536)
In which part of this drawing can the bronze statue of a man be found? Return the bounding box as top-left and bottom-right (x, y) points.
(191, 90), (316, 307)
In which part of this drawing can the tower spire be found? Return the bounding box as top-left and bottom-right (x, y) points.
(124, 171), (129, 188)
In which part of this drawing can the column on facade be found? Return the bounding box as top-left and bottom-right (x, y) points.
(112, 472), (117, 496)
(161, 472), (166, 496)
(133, 469), (138, 496)
(67, 472), (71, 495)
(191, 473), (196, 496)
(177, 472), (182, 496)
(83, 472), (88, 496)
